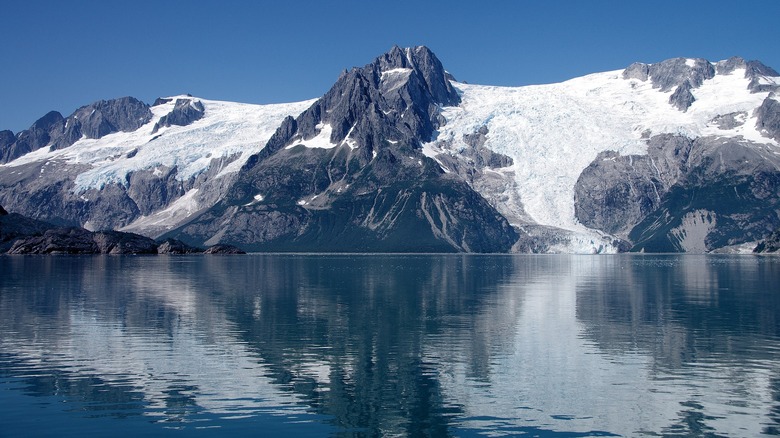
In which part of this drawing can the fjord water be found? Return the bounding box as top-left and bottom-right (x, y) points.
(1, 255), (779, 437)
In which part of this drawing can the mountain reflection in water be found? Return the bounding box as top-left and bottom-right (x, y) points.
(1, 255), (779, 436)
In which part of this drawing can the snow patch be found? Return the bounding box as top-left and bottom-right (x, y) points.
(381, 68), (413, 78)
(287, 123), (338, 149)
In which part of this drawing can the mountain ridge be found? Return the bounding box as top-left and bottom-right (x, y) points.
(1, 47), (779, 253)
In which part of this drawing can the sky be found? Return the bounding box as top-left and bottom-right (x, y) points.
(1, 0), (779, 133)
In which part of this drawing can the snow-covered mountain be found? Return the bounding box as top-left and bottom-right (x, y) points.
(0, 96), (313, 236)
(1, 47), (778, 253)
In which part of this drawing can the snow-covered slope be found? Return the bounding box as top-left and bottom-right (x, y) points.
(0, 96), (314, 235)
(6, 96), (315, 190)
(424, 62), (779, 252)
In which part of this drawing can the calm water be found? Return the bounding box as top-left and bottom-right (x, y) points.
(0, 254), (779, 437)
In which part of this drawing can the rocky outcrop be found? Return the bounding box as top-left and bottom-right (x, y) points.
(0, 208), (56, 252)
(622, 58), (714, 111)
(166, 46), (517, 252)
(756, 95), (780, 142)
(156, 238), (203, 254)
(575, 134), (780, 252)
(754, 227), (780, 253)
(91, 230), (158, 254)
(669, 80), (696, 112)
(575, 134), (692, 236)
(0, 206), (233, 255)
(7, 227), (99, 254)
(152, 98), (205, 133)
(0, 200), (255, 254)
(0, 130), (15, 157)
(623, 57), (716, 93)
(6, 227), (159, 255)
(203, 244), (245, 254)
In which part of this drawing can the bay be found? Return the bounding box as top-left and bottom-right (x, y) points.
(0, 254), (779, 436)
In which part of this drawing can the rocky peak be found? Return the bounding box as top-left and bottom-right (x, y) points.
(756, 94), (780, 142)
(622, 58), (715, 112)
(152, 98), (205, 133)
(375, 46), (460, 106)
(0, 130), (15, 149)
(57, 96), (152, 148)
(248, 46), (461, 169)
(622, 57), (715, 92)
(0, 111), (65, 163)
(1, 97), (153, 162)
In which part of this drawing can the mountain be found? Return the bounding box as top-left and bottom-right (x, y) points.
(165, 46), (516, 252)
(1, 47), (779, 253)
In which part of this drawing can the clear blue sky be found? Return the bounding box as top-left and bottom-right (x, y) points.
(2, 0), (779, 132)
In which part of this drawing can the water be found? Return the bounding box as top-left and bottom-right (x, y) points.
(0, 254), (778, 437)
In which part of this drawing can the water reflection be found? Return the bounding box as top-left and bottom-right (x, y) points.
(0, 255), (779, 436)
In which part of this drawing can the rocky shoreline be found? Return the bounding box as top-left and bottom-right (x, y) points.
(0, 205), (244, 255)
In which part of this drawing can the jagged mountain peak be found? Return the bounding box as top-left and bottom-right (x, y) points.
(247, 46), (460, 169)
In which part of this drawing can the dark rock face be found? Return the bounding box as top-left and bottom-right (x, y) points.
(168, 46), (517, 252)
(575, 134), (780, 252)
(152, 98), (205, 133)
(575, 134), (692, 236)
(754, 227), (780, 253)
(669, 80), (696, 112)
(648, 58), (715, 92)
(0, 204), (6, 216)
(756, 96), (780, 142)
(0, 130), (15, 155)
(0, 211), (56, 252)
(7, 227), (98, 254)
(91, 230), (158, 254)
